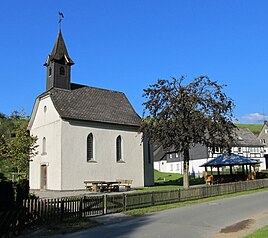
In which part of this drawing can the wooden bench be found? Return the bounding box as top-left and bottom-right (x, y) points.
(116, 179), (133, 191)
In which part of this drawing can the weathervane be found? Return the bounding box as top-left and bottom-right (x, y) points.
(58, 12), (64, 30)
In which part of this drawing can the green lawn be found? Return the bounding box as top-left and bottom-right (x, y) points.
(244, 224), (268, 238)
(135, 170), (205, 193)
(154, 170), (183, 183)
(153, 170), (205, 187)
(236, 124), (263, 136)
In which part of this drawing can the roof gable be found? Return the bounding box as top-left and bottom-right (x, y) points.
(258, 123), (268, 142)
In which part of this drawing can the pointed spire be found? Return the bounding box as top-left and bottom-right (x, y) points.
(44, 30), (74, 91)
(44, 30), (74, 66)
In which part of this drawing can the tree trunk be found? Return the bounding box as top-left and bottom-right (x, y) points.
(183, 148), (190, 188)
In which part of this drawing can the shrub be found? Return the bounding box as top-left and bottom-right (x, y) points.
(257, 172), (268, 179)
(0, 180), (15, 210)
(15, 179), (29, 205)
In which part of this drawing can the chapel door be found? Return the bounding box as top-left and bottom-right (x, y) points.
(40, 165), (47, 190)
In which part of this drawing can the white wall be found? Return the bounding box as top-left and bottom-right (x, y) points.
(29, 96), (62, 190)
(154, 161), (182, 174)
(154, 159), (207, 177)
(258, 158), (266, 170)
(60, 120), (145, 190)
(190, 159), (207, 177)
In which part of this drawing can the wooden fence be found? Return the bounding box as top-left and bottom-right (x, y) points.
(2, 178), (268, 236)
(21, 195), (105, 221)
(105, 179), (268, 212)
(19, 178), (268, 218)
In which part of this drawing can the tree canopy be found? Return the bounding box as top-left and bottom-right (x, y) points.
(141, 76), (236, 188)
(0, 111), (37, 179)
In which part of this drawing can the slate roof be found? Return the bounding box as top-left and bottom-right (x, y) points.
(153, 128), (262, 163)
(41, 83), (141, 127)
(153, 144), (169, 162)
(200, 153), (261, 167)
(234, 128), (262, 147)
(153, 144), (208, 162)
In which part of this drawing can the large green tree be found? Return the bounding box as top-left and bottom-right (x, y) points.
(141, 76), (236, 188)
(0, 111), (38, 178)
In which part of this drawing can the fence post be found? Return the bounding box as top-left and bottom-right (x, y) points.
(152, 192), (155, 206)
(177, 189), (180, 202)
(60, 199), (64, 221)
(103, 195), (106, 215)
(123, 194), (127, 211)
(79, 197), (83, 218)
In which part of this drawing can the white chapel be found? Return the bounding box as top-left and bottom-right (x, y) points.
(28, 30), (154, 191)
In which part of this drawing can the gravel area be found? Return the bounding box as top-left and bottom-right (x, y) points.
(31, 190), (99, 199)
(31, 188), (134, 199)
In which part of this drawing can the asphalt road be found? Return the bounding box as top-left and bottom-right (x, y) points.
(58, 190), (268, 238)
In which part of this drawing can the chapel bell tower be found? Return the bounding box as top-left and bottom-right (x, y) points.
(44, 30), (74, 91)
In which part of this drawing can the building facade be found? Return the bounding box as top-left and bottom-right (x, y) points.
(210, 128), (265, 170)
(153, 144), (208, 177)
(258, 121), (268, 170)
(154, 127), (265, 175)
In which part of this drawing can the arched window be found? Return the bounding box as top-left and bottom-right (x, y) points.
(116, 135), (122, 162)
(148, 141), (151, 164)
(87, 133), (93, 161)
(60, 66), (65, 75)
(42, 137), (47, 155)
(48, 67), (52, 76)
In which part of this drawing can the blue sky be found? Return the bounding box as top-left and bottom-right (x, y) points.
(1, 0), (268, 123)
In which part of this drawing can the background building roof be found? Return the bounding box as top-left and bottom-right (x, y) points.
(153, 143), (208, 162)
(234, 128), (263, 147)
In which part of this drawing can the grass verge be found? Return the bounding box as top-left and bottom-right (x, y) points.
(21, 217), (99, 236)
(124, 187), (268, 216)
(244, 224), (268, 238)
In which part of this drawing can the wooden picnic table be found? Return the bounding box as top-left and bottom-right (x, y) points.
(84, 181), (119, 192)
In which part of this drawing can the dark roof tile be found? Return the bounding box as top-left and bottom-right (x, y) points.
(44, 83), (140, 126)
(234, 128), (262, 147)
